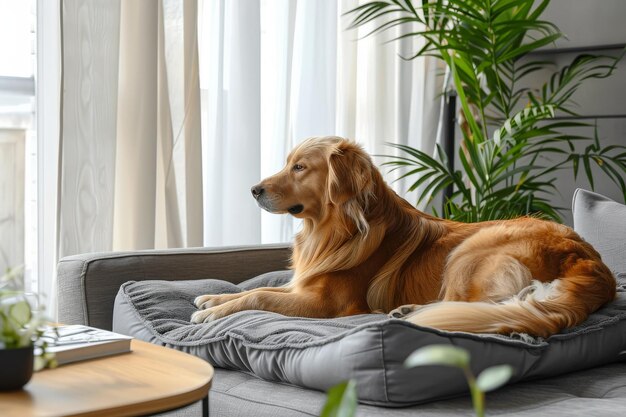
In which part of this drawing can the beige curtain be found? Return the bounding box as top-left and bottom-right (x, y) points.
(59, 0), (202, 258)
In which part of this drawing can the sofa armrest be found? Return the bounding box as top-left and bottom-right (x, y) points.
(57, 244), (292, 330)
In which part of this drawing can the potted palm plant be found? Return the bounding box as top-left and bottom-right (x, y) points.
(0, 266), (54, 390)
(348, 0), (626, 222)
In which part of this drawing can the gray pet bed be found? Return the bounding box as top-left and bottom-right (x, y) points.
(113, 271), (626, 407)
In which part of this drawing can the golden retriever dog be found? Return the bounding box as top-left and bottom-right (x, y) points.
(191, 136), (616, 337)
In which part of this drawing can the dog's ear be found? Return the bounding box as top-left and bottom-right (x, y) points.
(327, 141), (373, 206)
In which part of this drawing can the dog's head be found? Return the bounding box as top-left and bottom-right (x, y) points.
(251, 136), (375, 231)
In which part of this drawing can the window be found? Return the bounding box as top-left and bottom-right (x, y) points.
(0, 0), (37, 291)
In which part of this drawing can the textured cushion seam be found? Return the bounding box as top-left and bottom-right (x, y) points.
(210, 389), (318, 416)
(117, 282), (202, 345)
(380, 326), (389, 403)
(488, 394), (623, 415)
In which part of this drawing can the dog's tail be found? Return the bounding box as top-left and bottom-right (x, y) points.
(405, 259), (616, 338)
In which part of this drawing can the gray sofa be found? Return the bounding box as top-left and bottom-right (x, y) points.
(57, 189), (626, 416)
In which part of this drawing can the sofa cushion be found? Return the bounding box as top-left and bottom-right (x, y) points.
(572, 188), (626, 274)
(209, 363), (626, 417)
(113, 271), (626, 407)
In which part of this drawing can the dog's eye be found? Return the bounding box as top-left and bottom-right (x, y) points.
(293, 164), (305, 172)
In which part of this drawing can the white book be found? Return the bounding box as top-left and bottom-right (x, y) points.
(40, 325), (133, 365)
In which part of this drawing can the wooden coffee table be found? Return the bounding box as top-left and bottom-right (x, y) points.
(0, 339), (214, 417)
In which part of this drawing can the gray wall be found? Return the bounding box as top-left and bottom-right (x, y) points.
(537, 0), (626, 225)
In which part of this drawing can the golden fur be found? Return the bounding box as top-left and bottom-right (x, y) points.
(191, 136), (616, 338)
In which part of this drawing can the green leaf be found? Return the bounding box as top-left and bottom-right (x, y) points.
(571, 154), (579, 179)
(450, 58), (484, 142)
(320, 380), (358, 417)
(583, 155), (595, 189)
(458, 148), (480, 190)
(499, 33), (562, 62)
(405, 345), (470, 369)
(476, 365), (514, 392)
(10, 300), (31, 326)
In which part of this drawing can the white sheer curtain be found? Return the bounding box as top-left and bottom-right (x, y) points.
(49, 0), (441, 316)
(198, 0), (261, 246)
(198, 0), (444, 245)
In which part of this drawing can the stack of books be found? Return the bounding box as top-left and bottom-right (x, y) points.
(40, 325), (133, 365)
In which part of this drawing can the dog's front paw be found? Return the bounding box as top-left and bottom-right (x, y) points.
(194, 294), (217, 309)
(190, 305), (233, 324)
(191, 308), (217, 324)
(389, 304), (421, 319)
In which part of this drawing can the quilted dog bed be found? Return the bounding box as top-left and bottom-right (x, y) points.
(112, 271), (626, 407)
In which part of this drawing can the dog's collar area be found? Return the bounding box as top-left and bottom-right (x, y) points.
(288, 204), (304, 214)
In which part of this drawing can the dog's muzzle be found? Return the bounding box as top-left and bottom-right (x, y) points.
(251, 184), (303, 215)
(251, 185), (276, 213)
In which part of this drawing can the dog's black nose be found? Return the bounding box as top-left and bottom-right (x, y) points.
(251, 185), (265, 199)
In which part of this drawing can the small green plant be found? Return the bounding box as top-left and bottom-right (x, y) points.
(405, 345), (513, 417)
(320, 344), (512, 417)
(0, 266), (57, 370)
